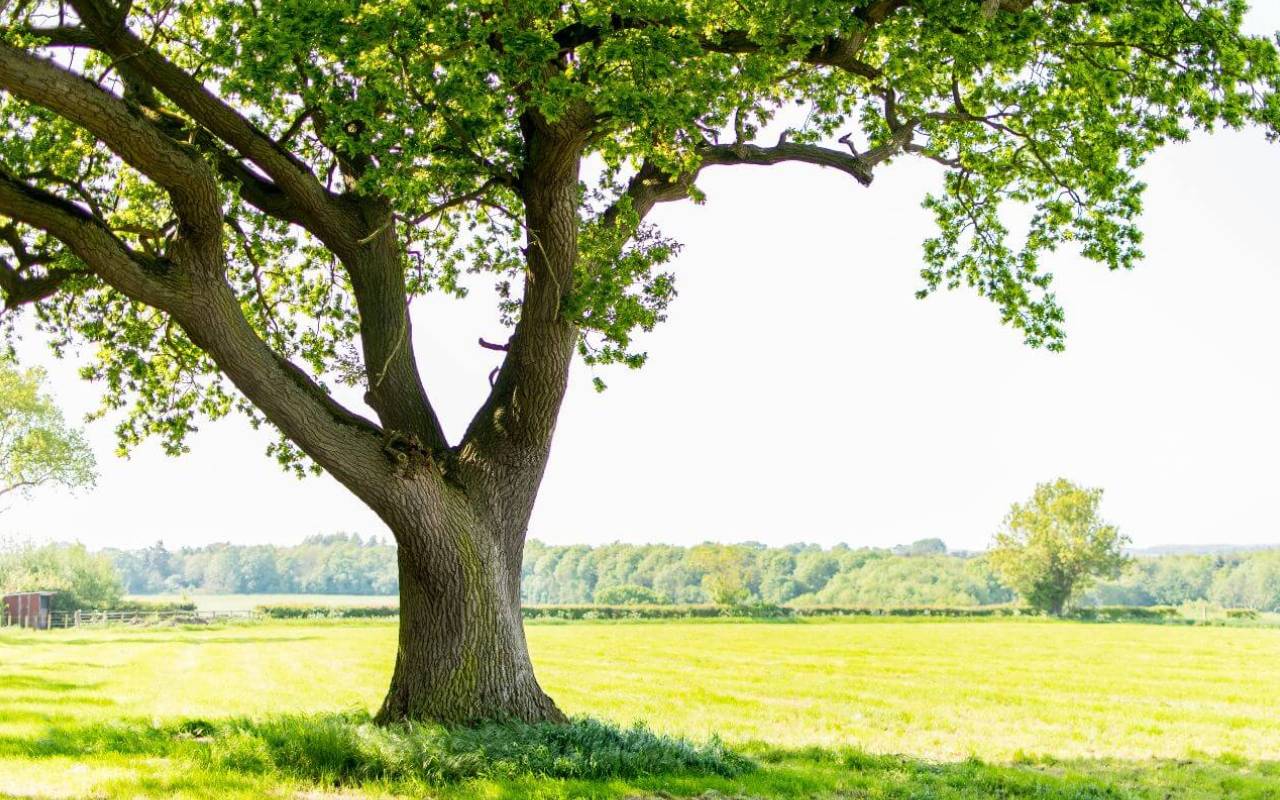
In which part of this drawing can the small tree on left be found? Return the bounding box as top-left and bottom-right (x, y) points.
(0, 541), (122, 610)
(0, 357), (96, 502)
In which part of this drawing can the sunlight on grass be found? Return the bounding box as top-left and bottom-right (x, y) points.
(2, 618), (1279, 798)
(528, 618), (1280, 759)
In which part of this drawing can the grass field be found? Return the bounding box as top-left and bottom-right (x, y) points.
(2, 618), (1279, 798)
(125, 593), (399, 612)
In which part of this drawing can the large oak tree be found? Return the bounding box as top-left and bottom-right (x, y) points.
(1, 0), (1276, 723)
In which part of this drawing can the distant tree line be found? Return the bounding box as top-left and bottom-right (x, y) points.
(105, 533), (398, 595)
(10, 535), (1280, 613)
(521, 538), (1016, 607)
(1090, 551), (1280, 610)
(523, 540), (1280, 611)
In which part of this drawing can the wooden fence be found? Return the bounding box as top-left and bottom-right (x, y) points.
(37, 609), (260, 628)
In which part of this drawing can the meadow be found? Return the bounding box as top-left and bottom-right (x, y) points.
(2, 617), (1279, 798)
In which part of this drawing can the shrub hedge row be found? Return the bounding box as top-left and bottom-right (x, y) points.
(251, 602), (1234, 623)
(1225, 608), (1260, 619)
(255, 604), (399, 619)
(522, 604), (793, 620)
(1064, 605), (1181, 621)
(105, 599), (199, 612)
(519, 604), (1190, 621)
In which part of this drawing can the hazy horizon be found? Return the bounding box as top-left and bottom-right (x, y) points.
(7, 530), (1280, 558)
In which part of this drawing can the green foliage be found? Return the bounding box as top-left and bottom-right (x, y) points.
(790, 605), (1027, 619)
(255, 604), (398, 619)
(0, 358), (95, 500)
(2, 2), (1277, 461)
(989, 479), (1130, 615)
(520, 603), (1205, 623)
(795, 555), (1011, 607)
(1225, 607), (1260, 620)
(525, 540), (1280, 611)
(0, 540), (122, 610)
(1085, 552), (1219, 606)
(523, 603), (793, 620)
(107, 598), (198, 613)
(108, 533), (397, 595)
(1062, 605), (1181, 623)
(592, 583), (664, 605)
(689, 543), (759, 605)
(99, 536), (1280, 615)
(1208, 550), (1280, 611)
(896, 538), (948, 556)
(187, 713), (753, 784)
(524, 540), (1014, 607)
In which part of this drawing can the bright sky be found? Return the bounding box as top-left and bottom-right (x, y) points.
(4, 7), (1280, 552)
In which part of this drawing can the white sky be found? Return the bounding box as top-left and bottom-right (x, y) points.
(4, 7), (1280, 552)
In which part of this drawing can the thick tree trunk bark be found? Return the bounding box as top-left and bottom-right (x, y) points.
(374, 499), (565, 725)
(374, 113), (589, 726)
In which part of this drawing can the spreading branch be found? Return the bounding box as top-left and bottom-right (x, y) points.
(0, 42), (222, 243)
(602, 138), (877, 234)
(63, 0), (359, 250)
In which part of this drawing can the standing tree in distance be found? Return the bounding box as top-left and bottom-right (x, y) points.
(690, 544), (759, 606)
(0, 1), (1277, 723)
(0, 359), (95, 503)
(989, 479), (1130, 615)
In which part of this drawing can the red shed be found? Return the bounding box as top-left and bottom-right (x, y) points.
(3, 592), (56, 629)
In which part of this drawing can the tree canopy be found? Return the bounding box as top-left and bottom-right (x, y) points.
(1, 1), (1277, 467)
(0, 539), (121, 610)
(988, 478), (1130, 614)
(0, 357), (95, 501)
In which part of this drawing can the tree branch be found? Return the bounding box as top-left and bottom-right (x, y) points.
(65, 0), (356, 248)
(0, 255), (84, 310)
(0, 169), (183, 309)
(0, 42), (222, 242)
(348, 212), (451, 453)
(602, 138), (876, 234)
(699, 140), (874, 185)
(40, 4), (448, 452)
(0, 168), (397, 503)
(459, 113), (588, 487)
(551, 1), (911, 82)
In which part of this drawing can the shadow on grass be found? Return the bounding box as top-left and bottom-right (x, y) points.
(2, 692), (116, 708)
(1, 715), (1278, 799)
(0, 673), (117, 726)
(0, 674), (104, 693)
(0, 713), (747, 778)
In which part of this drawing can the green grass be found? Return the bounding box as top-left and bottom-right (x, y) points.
(2, 618), (1279, 798)
(125, 593), (399, 612)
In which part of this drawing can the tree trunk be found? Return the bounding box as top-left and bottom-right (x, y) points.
(374, 494), (565, 725)
(374, 114), (588, 725)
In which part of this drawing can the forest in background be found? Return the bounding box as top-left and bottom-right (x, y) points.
(104, 534), (398, 596)
(73, 535), (1280, 611)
